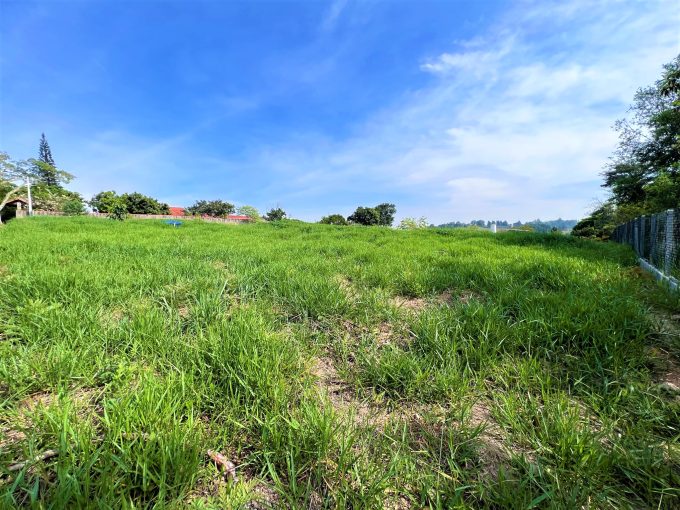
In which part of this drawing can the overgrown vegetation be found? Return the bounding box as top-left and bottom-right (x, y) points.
(0, 217), (678, 508)
(573, 55), (680, 239)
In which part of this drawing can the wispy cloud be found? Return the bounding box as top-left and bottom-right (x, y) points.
(320, 0), (348, 33)
(247, 0), (679, 222)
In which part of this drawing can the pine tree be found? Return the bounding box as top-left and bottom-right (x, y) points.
(39, 133), (55, 166)
(37, 133), (58, 186)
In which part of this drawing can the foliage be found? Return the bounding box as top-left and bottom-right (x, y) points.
(374, 203), (397, 226)
(575, 55), (680, 238)
(36, 133), (58, 186)
(89, 191), (119, 213)
(347, 203), (397, 226)
(91, 191), (169, 215)
(319, 214), (348, 225)
(107, 198), (128, 221)
(347, 206), (380, 226)
(0, 217), (677, 508)
(237, 205), (261, 221)
(397, 217), (428, 229)
(121, 192), (170, 215)
(61, 199), (86, 216)
(186, 199), (235, 217)
(264, 207), (286, 221)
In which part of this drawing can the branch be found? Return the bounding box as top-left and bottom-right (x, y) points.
(8, 449), (59, 472)
(0, 184), (25, 212)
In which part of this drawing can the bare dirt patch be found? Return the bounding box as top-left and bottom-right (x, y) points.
(391, 296), (427, 311)
(311, 356), (397, 428)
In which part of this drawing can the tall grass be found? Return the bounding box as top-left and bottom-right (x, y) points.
(0, 217), (678, 508)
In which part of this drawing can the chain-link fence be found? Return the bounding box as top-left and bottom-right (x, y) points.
(612, 209), (679, 288)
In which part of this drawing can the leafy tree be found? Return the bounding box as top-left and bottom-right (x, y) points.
(108, 198), (128, 221)
(121, 192), (170, 215)
(187, 200), (235, 217)
(319, 214), (348, 225)
(347, 206), (380, 226)
(62, 199), (85, 216)
(375, 203), (397, 226)
(0, 152), (35, 223)
(91, 191), (169, 215)
(237, 205), (260, 221)
(398, 217), (428, 229)
(90, 191), (119, 213)
(265, 207), (287, 221)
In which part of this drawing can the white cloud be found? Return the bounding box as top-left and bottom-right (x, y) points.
(257, 0), (679, 223)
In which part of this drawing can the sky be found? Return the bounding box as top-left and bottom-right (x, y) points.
(1, 0), (678, 224)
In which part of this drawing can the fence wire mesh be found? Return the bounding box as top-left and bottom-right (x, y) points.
(612, 209), (679, 282)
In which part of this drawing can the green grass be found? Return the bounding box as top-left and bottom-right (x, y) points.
(0, 216), (678, 509)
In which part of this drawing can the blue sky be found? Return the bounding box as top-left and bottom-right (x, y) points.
(1, 0), (678, 223)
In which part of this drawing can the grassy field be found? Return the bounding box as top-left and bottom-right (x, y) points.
(0, 217), (678, 509)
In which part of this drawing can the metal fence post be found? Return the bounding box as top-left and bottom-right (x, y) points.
(640, 215), (646, 258)
(665, 209), (674, 276)
(651, 215), (657, 266)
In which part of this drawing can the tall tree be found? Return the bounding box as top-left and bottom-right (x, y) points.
(37, 133), (58, 186)
(39, 133), (55, 166)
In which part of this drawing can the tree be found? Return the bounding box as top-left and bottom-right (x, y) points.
(237, 205), (260, 221)
(319, 214), (348, 225)
(347, 206), (380, 226)
(62, 199), (85, 216)
(121, 192), (170, 215)
(0, 152), (34, 223)
(398, 217), (428, 229)
(264, 207), (286, 221)
(187, 200), (235, 217)
(108, 198), (128, 221)
(91, 191), (169, 214)
(90, 191), (119, 213)
(37, 134), (59, 186)
(375, 203), (397, 226)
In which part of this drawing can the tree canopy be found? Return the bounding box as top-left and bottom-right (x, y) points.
(186, 199), (235, 217)
(264, 207), (286, 221)
(347, 203), (396, 226)
(91, 191), (170, 215)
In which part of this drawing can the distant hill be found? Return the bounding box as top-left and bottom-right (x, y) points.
(436, 218), (578, 232)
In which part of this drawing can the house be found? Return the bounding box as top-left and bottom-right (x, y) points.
(169, 206), (185, 216)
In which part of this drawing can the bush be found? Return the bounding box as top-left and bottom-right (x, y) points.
(62, 199), (85, 216)
(319, 214), (347, 225)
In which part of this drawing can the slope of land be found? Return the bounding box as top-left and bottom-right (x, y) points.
(0, 217), (678, 508)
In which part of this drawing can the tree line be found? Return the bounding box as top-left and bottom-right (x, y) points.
(572, 55), (679, 238)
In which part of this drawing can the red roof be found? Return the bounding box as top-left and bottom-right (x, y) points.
(169, 206), (185, 216)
